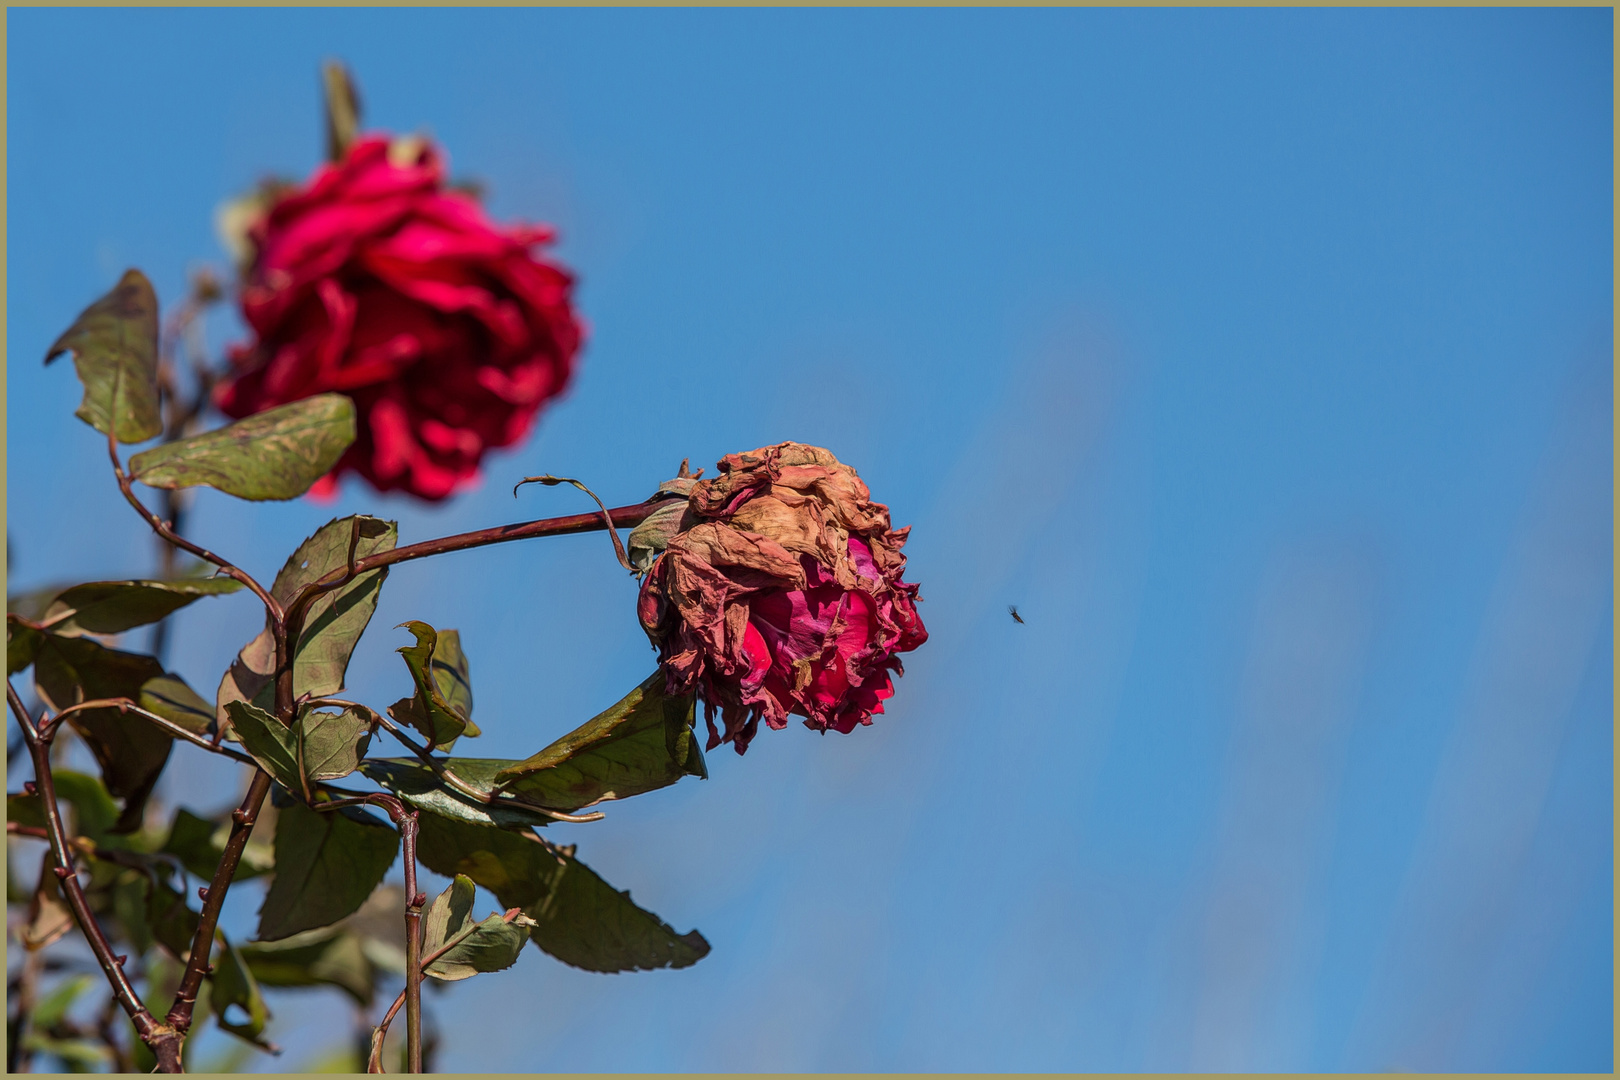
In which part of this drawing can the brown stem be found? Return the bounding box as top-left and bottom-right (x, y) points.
(316, 794), (423, 1074)
(367, 906), (528, 1074)
(289, 499), (667, 619)
(106, 423), (282, 625)
(5, 680), (181, 1069)
(162, 770), (271, 1047)
(151, 285), (222, 662)
(38, 696), (256, 767)
(402, 813), (423, 1074)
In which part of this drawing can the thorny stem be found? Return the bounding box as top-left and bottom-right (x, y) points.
(314, 793), (423, 1074)
(5, 680), (180, 1069)
(85, 359), (676, 1067)
(368, 905), (529, 1074)
(162, 772), (270, 1050)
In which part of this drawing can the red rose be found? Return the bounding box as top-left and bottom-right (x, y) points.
(636, 443), (928, 754)
(215, 135), (583, 501)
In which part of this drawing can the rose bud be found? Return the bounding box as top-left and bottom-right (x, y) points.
(214, 135), (583, 501)
(636, 443), (928, 754)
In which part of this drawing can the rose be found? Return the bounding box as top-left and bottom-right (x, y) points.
(635, 443), (928, 754)
(214, 135), (583, 501)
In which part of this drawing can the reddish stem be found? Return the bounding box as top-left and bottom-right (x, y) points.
(5, 680), (183, 1072)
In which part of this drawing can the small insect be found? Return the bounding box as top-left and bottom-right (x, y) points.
(1008, 605), (1025, 624)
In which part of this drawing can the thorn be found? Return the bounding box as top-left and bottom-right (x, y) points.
(114, 954), (128, 966)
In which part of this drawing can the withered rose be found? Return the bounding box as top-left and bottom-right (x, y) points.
(635, 443), (928, 754)
(215, 135), (583, 501)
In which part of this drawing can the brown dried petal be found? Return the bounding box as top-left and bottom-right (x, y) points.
(670, 523), (805, 589)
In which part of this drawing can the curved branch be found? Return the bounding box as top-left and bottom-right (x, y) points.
(40, 697), (256, 767)
(5, 677), (179, 1065)
(289, 499), (669, 623)
(106, 425), (282, 623)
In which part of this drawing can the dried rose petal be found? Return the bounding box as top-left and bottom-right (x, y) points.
(638, 442), (927, 754)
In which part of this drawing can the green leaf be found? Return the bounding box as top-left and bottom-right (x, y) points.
(240, 883), (404, 1005)
(421, 875), (531, 981)
(112, 869), (156, 956)
(39, 577), (244, 636)
(21, 1033), (114, 1071)
(224, 701), (301, 790)
(429, 629), (474, 721)
(493, 672), (705, 811)
(113, 862), (203, 962)
(33, 636), (171, 832)
(522, 840), (711, 974)
(128, 395), (357, 502)
(258, 800), (398, 941)
(32, 973), (96, 1029)
(273, 516), (397, 700)
(389, 621), (479, 749)
(414, 815), (562, 910)
(7, 616), (44, 675)
(298, 705), (373, 782)
(211, 933), (275, 1051)
(414, 816), (710, 973)
(43, 269), (161, 443)
(148, 868), (203, 962)
(356, 758), (559, 829)
(224, 700), (370, 790)
(162, 808), (271, 882)
(239, 927), (375, 1005)
(139, 674), (217, 736)
(8, 770), (119, 842)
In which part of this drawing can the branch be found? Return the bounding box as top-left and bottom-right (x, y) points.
(314, 793), (424, 1074)
(367, 905), (528, 1074)
(289, 498), (670, 620)
(161, 769), (270, 1048)
(39, 696), (257, 768)
(5, 678), (180, 1069)
(105, 422), (282, 624)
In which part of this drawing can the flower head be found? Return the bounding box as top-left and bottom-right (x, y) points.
(215, 135), (582, 501)
(636, 443), (927, 754)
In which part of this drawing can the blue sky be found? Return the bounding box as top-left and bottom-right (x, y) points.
(7, 8), (1612, 1072)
